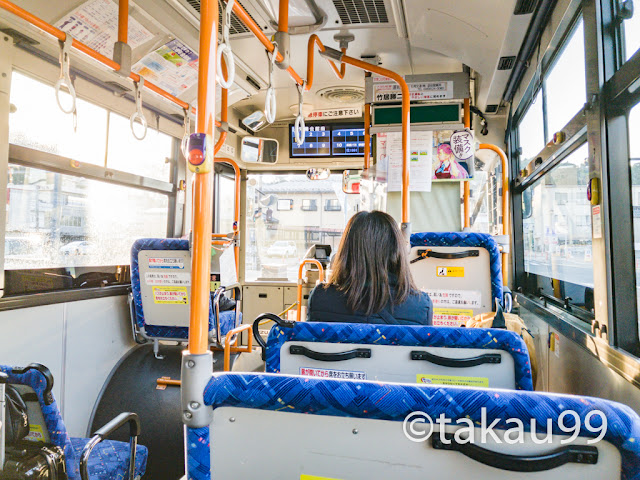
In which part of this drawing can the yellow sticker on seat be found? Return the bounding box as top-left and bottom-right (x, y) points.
(152, 286), (188, 304)
(301, 476), (343, 480)
(432, 308), (474, 327)
(436, 266), (464, 277)
(25, 424), (46, 442)
(417, 374), (489, 387)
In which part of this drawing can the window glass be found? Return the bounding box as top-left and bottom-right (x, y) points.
(106, 113), (173, 181)
(9, 71), (108, 166)
(6, 164), (168, 270)
(522, 143), (593, 313)
(623, 6), (640, 61)
(518, 90), (545, 168)
(246, 173), (360, 282)
(217, 174), (236, 233)
(545, 20), (586, 140)
(629, 104), (640, 325)
(468, 153), (504, 235)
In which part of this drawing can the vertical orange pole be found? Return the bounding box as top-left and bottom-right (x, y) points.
(297, 259), (325, 322)
(463, 98), (471, 229)
(364, 103), (371, 169)
(118, 0), (128, 43)
(188, 0), (217, 355)
(278, 0), (289, 32)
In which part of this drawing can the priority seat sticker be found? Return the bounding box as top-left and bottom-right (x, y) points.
(436, 266), (464, 277)
(145, 272), (190, 286)
(152, 286), (188, 304)
(148, 257), (184, 269)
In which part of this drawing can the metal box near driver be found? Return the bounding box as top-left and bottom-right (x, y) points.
(365, 72), (470, 131)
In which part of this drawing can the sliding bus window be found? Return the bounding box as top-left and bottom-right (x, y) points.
(621, 3), (639, 62)
(9, 71), (108, 166)
(517, 90), (544, 169)
(216, 170), (236, 234)
(245, 172), (360, 282)
(521, 143), (593, 316)
(630, 104), (640, 324)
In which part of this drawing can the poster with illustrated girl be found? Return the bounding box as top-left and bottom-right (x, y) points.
(432, 130), (473, 180)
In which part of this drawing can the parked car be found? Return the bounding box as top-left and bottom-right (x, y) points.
(267, 240), (297, 257)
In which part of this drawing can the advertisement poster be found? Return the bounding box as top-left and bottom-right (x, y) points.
(432, 129), (474, 181)
(377, 131), (433, 192)
(56, 0), (153, 58)
(133, 39), (199, 97)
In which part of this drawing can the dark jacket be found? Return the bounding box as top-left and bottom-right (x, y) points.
(307, 283), (433, 325)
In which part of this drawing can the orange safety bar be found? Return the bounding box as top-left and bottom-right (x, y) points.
(463, 98), (471, 229)
(364, 103), (371, 169)
(118, 0), (128, 43)
(214, 157), (241, 275)
(188, 0), (218, 355)
(478, 143), (510, 286)
(305, 35), (345, 90)
(223, 323), (253, 371)
(223, 0), (303, 86)
(0, 0), (223, 125)
(296, 259), (325, 322)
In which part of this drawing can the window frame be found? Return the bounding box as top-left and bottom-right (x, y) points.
(301, 199), (318, 211)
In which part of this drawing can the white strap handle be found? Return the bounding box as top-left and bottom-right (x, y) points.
(130, 76), (148, 141)
(180, 106), (191, 158)
(264, 45), (278, 124)
(217, 0), (236, 89)
(55, 34), (76, 115)
(294, 82), (306, 146)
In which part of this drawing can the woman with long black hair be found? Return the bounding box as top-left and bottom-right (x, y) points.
(307, 211), (432, 325)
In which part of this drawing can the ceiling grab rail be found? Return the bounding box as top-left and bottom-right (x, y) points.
(264, 44), (278, 124)
(294, 82), (306, 146)
(129, 76), (148, 140)
(217, 0), (235, 89)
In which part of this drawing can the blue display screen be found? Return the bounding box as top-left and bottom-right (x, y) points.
(290, 125), (331, 157)
(289, 123), (365, 158)
(332, 126), (365, 156)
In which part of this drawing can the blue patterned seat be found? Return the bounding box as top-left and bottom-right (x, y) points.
(185, 372), (640, 480)
(130, 238), (242, 354)
(1, 364), (147, 479)
(410, 231), (506, 311)
(265, 321), (533, 390)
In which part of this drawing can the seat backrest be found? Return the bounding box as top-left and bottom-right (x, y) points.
(265, 322), (533, 390)
(131, 238), (216, 339)
(191, 372), (640, 480)
(0, 364), (78, 479)
(410, 232), (503, 326)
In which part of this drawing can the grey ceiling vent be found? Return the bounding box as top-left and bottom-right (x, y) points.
(513, 0), (539, 15)
(332, 0), (389, 25)
(184, 0), (258, 34)
(485, 104), (499, 113)
(497, 56), (516, 70)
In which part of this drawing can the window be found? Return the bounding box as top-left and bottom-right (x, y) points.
(518, 90), (545, 168)
(5, 165), (168, 270)
(246, 173), (360, 282)
(521, 143), (593, 314)
(277, 199), (293, 211)
(216, 173), (236, 234)
(324, 199), (342, 211)
(629, 103), (640, 324)
(301, 199), (318, 211)
(622, 5), (640, 62)
(545, 20), (586, 139)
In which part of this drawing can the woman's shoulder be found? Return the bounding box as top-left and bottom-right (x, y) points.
(408, 289), (433, 307)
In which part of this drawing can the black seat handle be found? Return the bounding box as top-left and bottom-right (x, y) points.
(411, 249), (480, 264)
(290, 345), (371, 362)
(252, 313), (295, 361)
(410, 351), (501, 368)
(432, 433), (598, 472)
(12, 363), (55, 406)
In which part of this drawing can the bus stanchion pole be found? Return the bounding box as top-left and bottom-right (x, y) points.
(463, 98), (471, 229)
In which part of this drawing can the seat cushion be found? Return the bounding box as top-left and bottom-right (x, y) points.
(70, 437), (148, 479)
(219, 310), (241, 337)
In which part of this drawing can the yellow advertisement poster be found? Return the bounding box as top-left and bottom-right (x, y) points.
(436, 266), (464, 277)
(432, 308), (473, 327)
(417, 374), (489, 387)
(152, 286), (189, 304)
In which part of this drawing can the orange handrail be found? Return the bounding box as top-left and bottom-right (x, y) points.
(214, 157), (241, 275)
(0, 0), (223, 125)
(278, 0), (288, 32)
(188, 0), (217, 355)
(478, 144), (510, 286)
(305, 35), (345, 90)
(364, 103), (371, 169)
(223, 323), (253, 371)
(118, 0), (128, 44)
(224, 0), (303, 85)
(463, 98), (471, 229)
(296, 259), (325, 322)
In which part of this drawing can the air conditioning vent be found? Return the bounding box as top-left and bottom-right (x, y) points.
(513, 0), (539, 15)
(184, 0), (258, 34)
(497, 56), (516, 70)
(332, 0), (388, 24)
(317, 86), (365, 104)
(485, 104), (499, 114)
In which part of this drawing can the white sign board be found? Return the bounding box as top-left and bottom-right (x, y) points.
(376, 131), (432, 192)
(307, 107), (362, 120)
(373, 80), (453, 102)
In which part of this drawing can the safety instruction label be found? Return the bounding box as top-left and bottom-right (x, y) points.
(592, 205), (602, 239)
(25, 424), (46, 442)
(148, 257), (184, 269)
(432, 308), (474, 327)
(152, 286), (188, 304)
(145, 272), (190, 286)
(373, 80), (453, 102)
(425, 289), (482, 309)
(300, 367), (366, 380)
(436, 266), (464, 277)
(417, 374), (489, 387)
